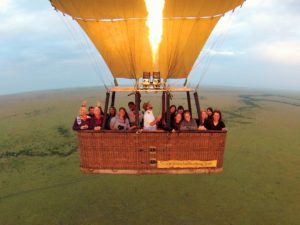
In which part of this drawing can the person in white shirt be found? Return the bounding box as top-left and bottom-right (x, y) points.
(142, 101), (161, 130)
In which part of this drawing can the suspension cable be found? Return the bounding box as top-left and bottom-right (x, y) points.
(188, 9), (237, 91)
(55, 1), (110, 90)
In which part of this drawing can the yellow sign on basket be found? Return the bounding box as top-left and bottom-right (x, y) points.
(157, 160), (217, 169)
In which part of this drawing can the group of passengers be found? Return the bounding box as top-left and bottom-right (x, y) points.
(72, 101), (226, 132)
(167, 105), (226, 131)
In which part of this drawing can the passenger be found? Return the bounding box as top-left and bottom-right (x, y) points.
(94, 101), (104, 116)
(90, 107), (103, 131)
(143, 101), (161, 130)
(105, 106), (116, 130)
(207, 107), (213, 121)
(110, 107), (135, 130)
(206, 110), (226, 131)
(177, 105), (184, 115)
(72, 107), (91, 131)
(198, 110), (209, 130)
(180, 110), (198, 131)
(88, 106), (95, 118)
(99, 106), (104, 116)
(171, 112), (182, 132)
(127, 101), (143, 126)
(162, 105), (176, 128)
(169, 105), (177, 123)
(81, 100), (87, 107)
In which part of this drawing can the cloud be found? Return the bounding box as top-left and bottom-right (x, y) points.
(205, 0), (300, 64)
(0, 2), (69, 40)
(0, 1), (100, 66)
(252, 41), (300, 65)
(206, 49), (245, 56)
(188, 0), (300, 91)
(0, 0), (114, 94)
(0, 0), (11, 13)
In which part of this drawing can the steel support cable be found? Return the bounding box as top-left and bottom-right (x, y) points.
(73, 1), (113, 89)
(172, 10), (233, 90)
(187, 10), (236, 91)
(75, 10), (114, 85)
(185, 28), (223, 90)
(190, 11), (235, 76)
(189, 22), (228, 88)
(79, 22), (114, 88)
(56, 3), (109, 90)
(58, 14), (109, 90)
(79, 26), (112, 88)
(70, 18), (110, 90)
(195, 10), (238, 91)
(57, 0), (110, 90)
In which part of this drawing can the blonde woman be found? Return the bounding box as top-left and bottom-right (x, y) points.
(72, 106), (91, 131)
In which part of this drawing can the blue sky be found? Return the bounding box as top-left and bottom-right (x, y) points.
(0, 0), (299, 95)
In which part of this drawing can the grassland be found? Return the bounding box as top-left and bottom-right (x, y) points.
(0, 87), (299, 225)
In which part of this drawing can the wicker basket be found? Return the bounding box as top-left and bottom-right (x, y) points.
(77, 130), (227, 174)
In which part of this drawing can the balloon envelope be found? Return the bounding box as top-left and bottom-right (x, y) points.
(51, 0), (244, 79)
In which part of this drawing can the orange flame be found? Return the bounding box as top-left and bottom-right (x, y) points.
(145, 0), (165, 69)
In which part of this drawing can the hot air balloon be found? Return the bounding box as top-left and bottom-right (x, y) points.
(50, 0), (244, 174)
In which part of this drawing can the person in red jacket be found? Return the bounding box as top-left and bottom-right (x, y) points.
(90, 106), (103, 131)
